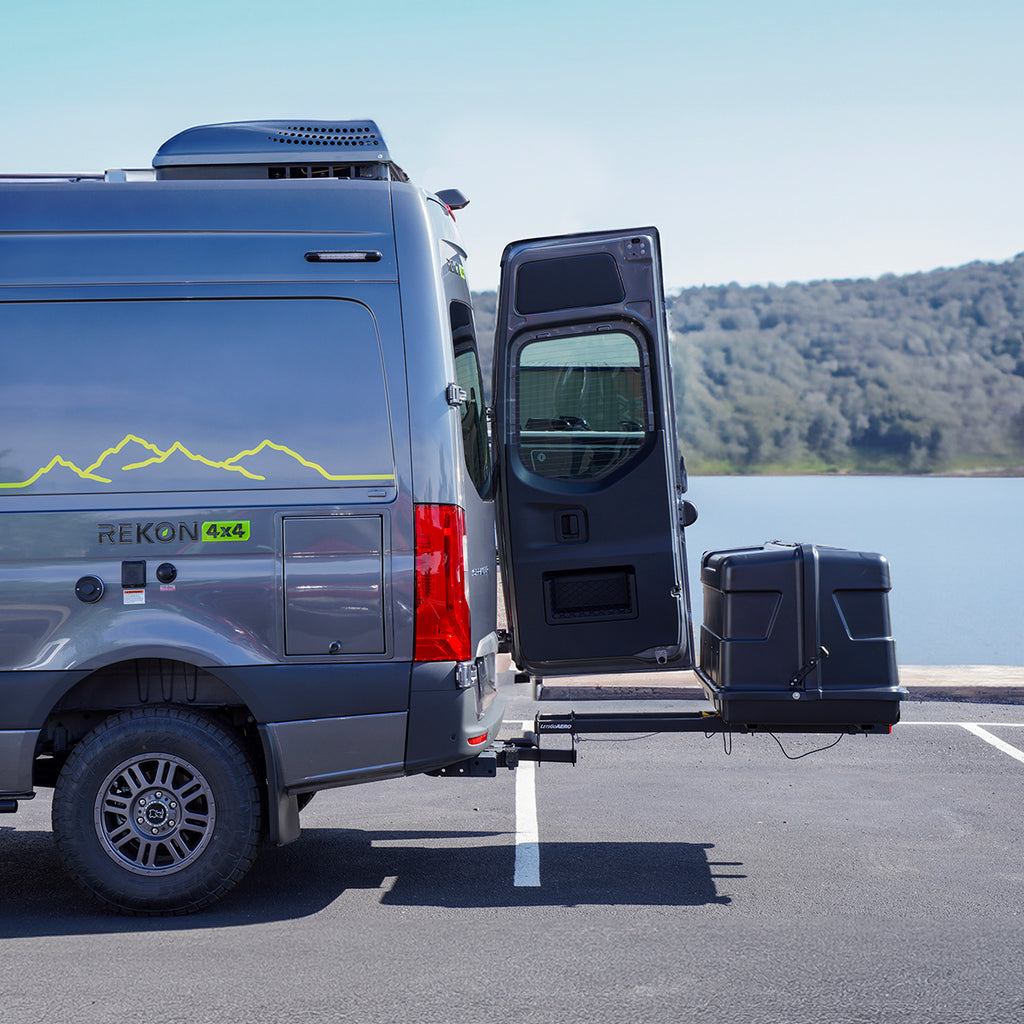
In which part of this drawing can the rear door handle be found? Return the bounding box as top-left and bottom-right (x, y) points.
(556, 508), (587, 543)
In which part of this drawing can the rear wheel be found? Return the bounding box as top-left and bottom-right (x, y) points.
(52, 707), (262, 915)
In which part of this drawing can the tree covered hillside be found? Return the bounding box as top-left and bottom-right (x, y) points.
(668, 255), (1024, 473)
(474, 253), (1024, 475)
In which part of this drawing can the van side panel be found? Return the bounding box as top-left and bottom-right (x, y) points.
(390, 185), (467, 509)
(0, 181), (421, 803)
(283, 516), (386, 656)
(390, 185), (503, 761)
(1, 179), (398, 286)
(0, 176), (501, 812)
(391, 185), (498, 655)
(0, 663), (411, 734)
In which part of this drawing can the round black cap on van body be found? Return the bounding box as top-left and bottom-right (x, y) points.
(75, 575), (105, 603)
(156, 563), (178, 584)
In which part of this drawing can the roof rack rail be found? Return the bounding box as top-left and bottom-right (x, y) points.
(0, 172), (105, 182)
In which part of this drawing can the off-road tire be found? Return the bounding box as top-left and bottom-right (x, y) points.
(52, 706), (262, 915)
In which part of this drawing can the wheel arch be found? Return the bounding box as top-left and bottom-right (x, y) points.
(36, 658), (263, 784)
(35, 657), (302, 847)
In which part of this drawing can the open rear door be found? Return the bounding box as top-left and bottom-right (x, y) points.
(493, 228), (693, 677)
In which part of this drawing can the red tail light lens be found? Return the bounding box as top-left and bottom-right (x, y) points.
(414, 504), (471, 662)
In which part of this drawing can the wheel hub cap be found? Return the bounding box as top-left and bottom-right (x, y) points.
(94, 753), (217, 876)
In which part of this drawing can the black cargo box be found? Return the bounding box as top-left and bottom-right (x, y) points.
(696, 542), (907, 732)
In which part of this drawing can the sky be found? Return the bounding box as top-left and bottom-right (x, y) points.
(4, 0), (1023, 292)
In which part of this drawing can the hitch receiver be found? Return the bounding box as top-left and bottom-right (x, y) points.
(427, 737), (576, 777)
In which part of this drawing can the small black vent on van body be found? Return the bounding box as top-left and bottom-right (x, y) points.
(152, 119), (407, 181)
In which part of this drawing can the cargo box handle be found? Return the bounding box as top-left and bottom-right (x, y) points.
(790, 645), (829, 690)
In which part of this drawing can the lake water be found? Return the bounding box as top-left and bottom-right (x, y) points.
(682, 476), (1024, 666)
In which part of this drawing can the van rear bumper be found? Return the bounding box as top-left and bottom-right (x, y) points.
(404, 661), (506, 775)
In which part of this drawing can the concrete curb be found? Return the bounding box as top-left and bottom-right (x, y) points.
(896, 665), (1024, 705)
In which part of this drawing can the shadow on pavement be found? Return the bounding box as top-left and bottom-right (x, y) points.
(0, 825), (735, 937)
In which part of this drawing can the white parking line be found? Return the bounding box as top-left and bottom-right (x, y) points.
(514, 761), (540, 886)
(513, 720), (540, 887)
(960, 723), (1024, 765)
(902, 722), (1024, 727)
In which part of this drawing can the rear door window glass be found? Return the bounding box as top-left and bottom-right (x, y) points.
(515, 331), (648, 482)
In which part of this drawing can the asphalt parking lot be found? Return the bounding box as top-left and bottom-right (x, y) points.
(2, 691), (1023, 1024)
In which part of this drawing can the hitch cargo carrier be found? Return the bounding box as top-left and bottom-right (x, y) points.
(696, 542), (907, 730)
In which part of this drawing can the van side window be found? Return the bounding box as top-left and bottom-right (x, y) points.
(449, 301), (491, 496)
(0, 298), (395, 496)
(515, 331), (648, 482)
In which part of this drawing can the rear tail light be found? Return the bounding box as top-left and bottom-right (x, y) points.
(414, 504), (471, 662)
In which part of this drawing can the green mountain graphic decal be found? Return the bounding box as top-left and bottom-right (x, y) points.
(0, 435), (395, 488)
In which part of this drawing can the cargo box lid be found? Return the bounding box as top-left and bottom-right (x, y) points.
(702, 542), (891, 593)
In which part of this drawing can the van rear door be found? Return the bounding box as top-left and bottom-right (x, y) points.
(493, 228), (693, 677)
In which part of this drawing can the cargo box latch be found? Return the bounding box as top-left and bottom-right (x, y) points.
(790, 645), (829, 690)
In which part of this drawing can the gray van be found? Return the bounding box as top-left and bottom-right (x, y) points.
(0, 120), (700, 913)
(0, 120), (904, 914)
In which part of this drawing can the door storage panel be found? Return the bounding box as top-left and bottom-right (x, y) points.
(284, 516), (384, 656)
(543, 566), (637, 623)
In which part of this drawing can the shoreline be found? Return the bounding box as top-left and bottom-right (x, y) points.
(686, 467), (1024, 479)
(496, 658), (1024, 705)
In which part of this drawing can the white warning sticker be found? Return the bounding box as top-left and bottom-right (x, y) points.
(123, 589), (146, 605)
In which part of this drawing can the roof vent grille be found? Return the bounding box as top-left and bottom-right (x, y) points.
(269, 125), (382, 149)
